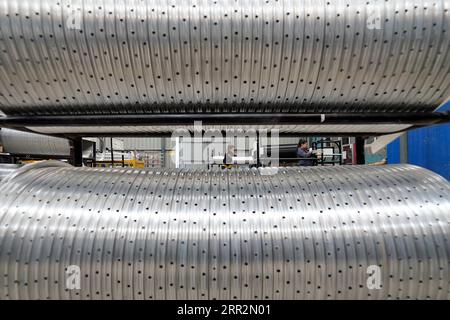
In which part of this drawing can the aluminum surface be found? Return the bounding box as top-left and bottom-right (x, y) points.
(0, 0), (449, 116)
(0, 163), (20, 181)
(0, 163), (449, 300)
(0, 128), (70, 156)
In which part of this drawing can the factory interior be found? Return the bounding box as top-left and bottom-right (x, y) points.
(0, 0), (449, 305)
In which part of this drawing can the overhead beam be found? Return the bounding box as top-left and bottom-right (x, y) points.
(0, 112), (449, 127)
(55, 131), (395, 138)
(0, 126), (429, 139)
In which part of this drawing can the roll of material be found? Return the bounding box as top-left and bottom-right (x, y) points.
(0, 128), (70, 156)
(0, 0), (449, 116)
(0, 163), (449, 299)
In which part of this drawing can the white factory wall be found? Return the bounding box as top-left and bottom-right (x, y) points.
(84, 138), (124, 152)
(121, 137), (175, 151)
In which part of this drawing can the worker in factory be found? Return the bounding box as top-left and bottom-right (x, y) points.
(223, 144), (236, 169)
(297, 139), (316, 166)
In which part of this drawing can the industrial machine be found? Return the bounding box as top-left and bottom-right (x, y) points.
(0, 0), (449, 301)
(312, 139), (343, 166)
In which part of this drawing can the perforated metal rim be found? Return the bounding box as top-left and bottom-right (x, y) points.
(0, 163), (21, 181)
(0, 164), (449, 300)
(0, 0), (448, 116)
(0, 160), (71, 183)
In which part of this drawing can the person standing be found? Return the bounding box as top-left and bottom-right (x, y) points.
(223, 144), (236, 169)
(297, 139), (315, 166)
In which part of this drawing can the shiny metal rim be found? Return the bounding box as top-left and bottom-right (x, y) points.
(0, 164), (448, 299)
(0, 0), (448, 116)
